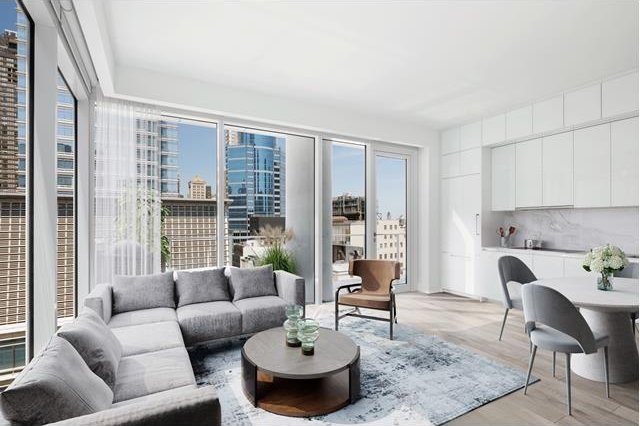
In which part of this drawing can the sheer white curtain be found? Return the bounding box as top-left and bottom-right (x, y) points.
(94, 95), (161, 284)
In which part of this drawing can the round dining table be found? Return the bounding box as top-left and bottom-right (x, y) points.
(532, 276), (639, 383)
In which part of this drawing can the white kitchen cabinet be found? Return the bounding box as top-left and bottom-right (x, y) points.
(611, 117), (639, 206)
(602, 72), (639, 118)
(460, 121), (482, 150)
(441, 253), (465, 293)
(532, 253), (565, 279)
(515, 138), (542, 208)
(460, 148), (481, 175)
(447, 174), (481, 257)
(475, 251), (504, 301)
(483, 114), (506, 146)
(542, 132), (573, 206)
(440, 180), (452, 253)
(574, 123), (611, 207)
(533, 95), (564, 134)
(441, 153), (460, 178)
(563, 257), (592, 278)
(506, 105), (533, 140)
(564, 83), (602, 126)
(491, 144), (515, 211)
(441, 128), (460, 155)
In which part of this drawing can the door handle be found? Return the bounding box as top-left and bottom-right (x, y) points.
(475, 214), (480, 236)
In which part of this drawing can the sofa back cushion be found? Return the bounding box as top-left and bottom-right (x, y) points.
(175, 268), (230, 307)
(228, 264), (277, 302)
(113, 271), (175, 314)
(0, 336), (113, 425)
(57, 308), (122, 389)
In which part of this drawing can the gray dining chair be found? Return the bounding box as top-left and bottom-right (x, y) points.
(522, 283), (610, 416)
(614, 265), (639, 334)
(497, 256), (537, 341)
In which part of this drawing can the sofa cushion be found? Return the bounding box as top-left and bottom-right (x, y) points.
(111, 321), (184, 357)
(111, 385), (197, 409)
(108, 307), (177, 329)
(0, 336), (113, 425)
(233, 296), (287, 334)
(113, 272), (175, 314)
(228, 265), (277, 302)
(57, 308), (122, 389)
(175, 268), (229, 307)
(114, 347), (196, 402)
(176, 301), (242, 345)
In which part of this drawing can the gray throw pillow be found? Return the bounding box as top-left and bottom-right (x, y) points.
(113, 271), (175, 314)
(0, 336), (113, 425)
(229, 264), (277, 302)
(57, 308), (122, 389)
(175, 268), (230, 307)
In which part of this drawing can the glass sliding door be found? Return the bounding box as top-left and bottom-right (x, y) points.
(330, 141), (366, 289)
(224, 125), (314, 302)
(374, 153), (408, 285)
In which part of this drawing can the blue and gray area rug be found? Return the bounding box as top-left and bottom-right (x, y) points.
(190, 308), (536, 426)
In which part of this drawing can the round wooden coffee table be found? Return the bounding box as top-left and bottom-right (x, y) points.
(241, 327), (360, 417)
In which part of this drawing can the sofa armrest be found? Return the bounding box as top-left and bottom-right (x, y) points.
(274, 270), (305, 315)
(50, 386), (221, 426)
(84, 283), (113, 323)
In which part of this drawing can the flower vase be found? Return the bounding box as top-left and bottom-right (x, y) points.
(500, 236), (509, 248)
(283, 305), (303, 347)
(597, 273), (613, 291)
(297, 319), (320, 356)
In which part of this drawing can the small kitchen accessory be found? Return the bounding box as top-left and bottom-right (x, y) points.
(497, 226), (517, 248)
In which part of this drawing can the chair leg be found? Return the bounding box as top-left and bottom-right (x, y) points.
(334, 301), (339, 331)
(604, 346), (610, 398)
(552, 351), (556, 377)
(389, 307), (394, 340)
(524, 344), (537, 395)
(393, 297), (398, 324)
(499, 308), (509, 341)
(565, 353), (572, 416)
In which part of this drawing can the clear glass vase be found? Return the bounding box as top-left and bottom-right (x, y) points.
(297, 319), (320, 356)
(597, 273), (613, 291)
(283, 305), (303, 347)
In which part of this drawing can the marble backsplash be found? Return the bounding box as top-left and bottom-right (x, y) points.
(500, 207), (639, 255)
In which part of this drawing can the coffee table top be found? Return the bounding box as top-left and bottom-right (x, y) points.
(243, 327), (359, 380)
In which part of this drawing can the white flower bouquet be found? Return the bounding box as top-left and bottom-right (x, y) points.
(583, 244), (629, 290)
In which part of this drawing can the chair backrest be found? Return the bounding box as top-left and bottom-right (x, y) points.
(349, 260), (401, 295)
(498, 255), (537, 309)
(521, 283), (597, 354)
(614, 263), (638, 278)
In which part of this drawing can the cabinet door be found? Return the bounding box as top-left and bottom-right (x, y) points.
(491, 145), (515, 211)
(460, 121), (482, 150)
(475, 251), (504, 301)
(532, 254), (564, 279)
(542, 132), (573, 206)
(460, 148), (481, 175)
(533, 95), (564, 134)
(515, 138), (542, 208)
(440, 180), (452, 253)
(574, 123), (611, 207)
(483, 114), (506, 146)
(611, 117), (639, 206)
(442, 254), (465, 293)
(441, 153), (460, 178)
(441, 128), (460, 155)
(457, 174), (481, 257)
(602, 72), (639, 118)
(506, 105), (533, 140)
(564, 83), (602, 126)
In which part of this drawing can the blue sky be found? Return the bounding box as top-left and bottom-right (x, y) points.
(0, 1), (17, 35)
(177, 123), (217, 196)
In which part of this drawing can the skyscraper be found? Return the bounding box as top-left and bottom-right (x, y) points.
(0, 31), (18, 192)
(188, 175), (211, 200)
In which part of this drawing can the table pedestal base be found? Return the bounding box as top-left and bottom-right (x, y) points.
(573, 309), (638, 384)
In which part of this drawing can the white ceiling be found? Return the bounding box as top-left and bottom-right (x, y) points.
(96, 0), (637, 129)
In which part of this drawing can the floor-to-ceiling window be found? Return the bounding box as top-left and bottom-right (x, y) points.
(0, 0), (31, 381)
(330, 141), (366, 289)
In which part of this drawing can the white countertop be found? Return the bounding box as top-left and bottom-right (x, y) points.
(483, 246), (639, 261)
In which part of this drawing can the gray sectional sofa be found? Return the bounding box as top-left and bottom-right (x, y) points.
(0, 265), (305, 425)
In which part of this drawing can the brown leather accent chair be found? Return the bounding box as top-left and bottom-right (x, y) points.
(335, 260), (401, 340)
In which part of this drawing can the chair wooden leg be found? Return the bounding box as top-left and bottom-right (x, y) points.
(604, 346), (610, 398)
(552, 351), (556, 377)
(565, 353), (572, 416)
(524, 344), (537, 395)
(499, 308), (509, 341)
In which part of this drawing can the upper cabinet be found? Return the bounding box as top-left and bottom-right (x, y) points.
(482, 114), (506, 146)
(573, 123), (611, 208)
(564, 83), (601, 127)
(441, 127), (460, 155)
(506, 105), (533, 140)
(460, 121), (482, 150)
(542, 132), (573, 207)
(515, 138), (542, 208)
(533, 95), (564, 134)
(491, 144), (515, 211)
(602, 72), (639, 118)
(611, 117), (639, 206)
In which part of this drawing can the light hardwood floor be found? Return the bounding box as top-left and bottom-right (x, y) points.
(308, 292), (639, 425)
